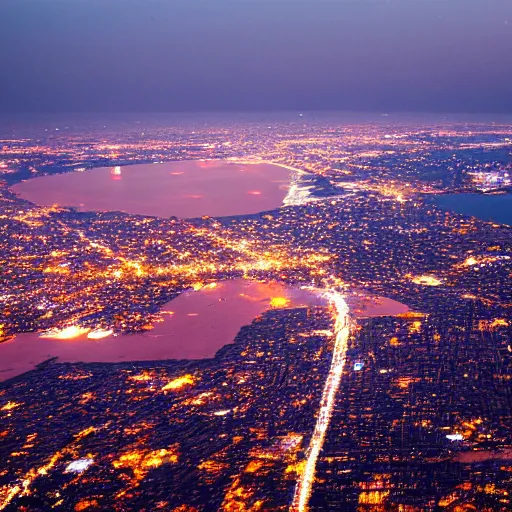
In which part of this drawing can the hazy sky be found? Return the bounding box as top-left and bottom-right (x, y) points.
(1, 0), (511, 113)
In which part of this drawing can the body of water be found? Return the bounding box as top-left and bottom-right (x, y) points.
(434, 193), (512, 226)
(0, 280), (323, 381)
(347, 291), (409, 318)
(0, 279), (410, 382)
(12, 160), (291, 218)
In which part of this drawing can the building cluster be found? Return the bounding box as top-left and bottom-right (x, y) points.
(0, 115), (511, 511)
(1, 308), (335, 511)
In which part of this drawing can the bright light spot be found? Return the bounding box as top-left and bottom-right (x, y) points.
(490, 318), (509, 329)
(64, 458), (94, 474)
(353, 362), (364, 372)
(112, 447), (179, 482)
(40, 326), (90, 339)
(87, 329), (113, 340)
(247, 190), (262, 195)
(446, 434), (464, 442)
(358, 490), (390, 505)
(409, 320), (422, 334)
(464, 256), (478, 266)
(269, 297), (291, 308)
(479, 318), (510, 331)
(410, 275), (443, 286)
(213, 410), (231, 416)
(129, 371), (153, 382)
(111, 166), (122, 176)
(161, 374), (196, 392)
(1, 401), (22, 411)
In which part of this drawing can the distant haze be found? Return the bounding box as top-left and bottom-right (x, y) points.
(1, 0), (511, 113)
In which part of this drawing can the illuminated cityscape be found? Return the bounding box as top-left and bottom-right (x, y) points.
(0, 113), (511, 512)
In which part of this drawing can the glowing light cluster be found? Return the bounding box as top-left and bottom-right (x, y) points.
(162, 374), (197, 391)
(446, 434), (464, 442)
(479, 318), (510, 331)
(40, 326), (89, 339)
(112, 446), (179, 483)
(1, 401), (22, 412)
(269, 296), (291, 308)
(458, 254), (509, 269)
(0, 425), (99, 511)
(409, 275), (443, 286)
(87, 329), (113, 340)
(220, 476), (264, 512)
(213, 409), (231, 416)
(64, 458), (94, 474)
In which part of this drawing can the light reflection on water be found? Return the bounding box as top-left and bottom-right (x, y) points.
(12, 160), (291, 218)
(0, 279), (409, 382)
(0, 280), (322, 381)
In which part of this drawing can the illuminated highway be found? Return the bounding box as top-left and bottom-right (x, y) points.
(291, 289), (351, 512)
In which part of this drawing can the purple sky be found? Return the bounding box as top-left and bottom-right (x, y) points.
(1, 0), (511, 113)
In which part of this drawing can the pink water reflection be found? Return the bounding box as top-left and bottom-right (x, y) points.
(0, 280), (322, 382)
(347, 291), (409, 318)
(12, 160), (291, 218)
(0, 281), (410, 382)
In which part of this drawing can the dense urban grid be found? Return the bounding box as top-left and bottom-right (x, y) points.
(1, 114), (511, 511)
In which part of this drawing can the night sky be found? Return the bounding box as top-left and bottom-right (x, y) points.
(1, 0), (511, 113)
